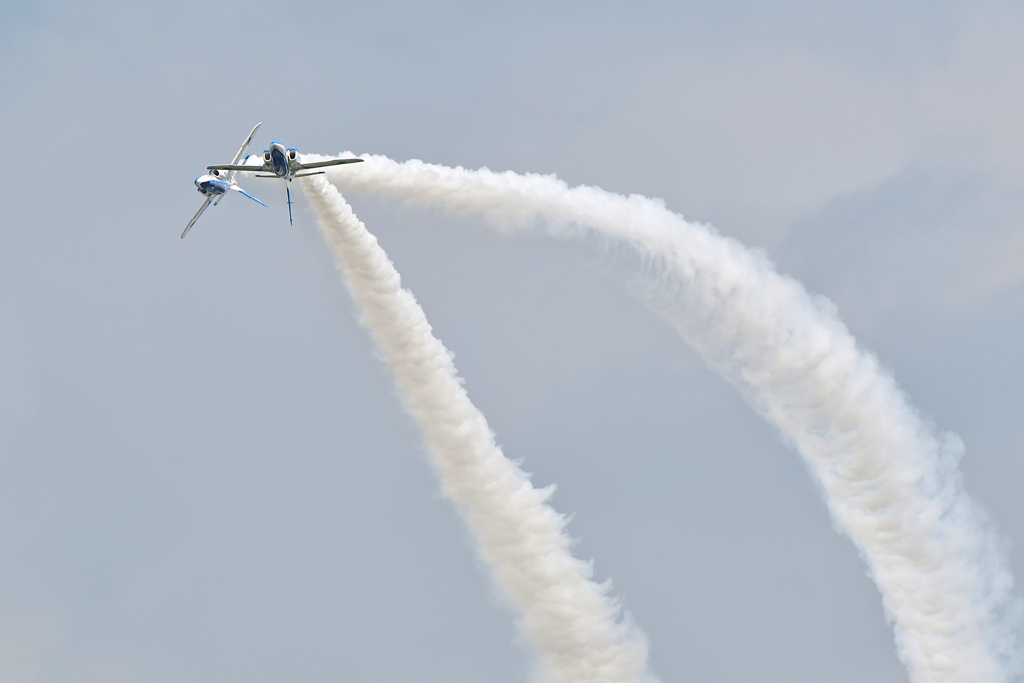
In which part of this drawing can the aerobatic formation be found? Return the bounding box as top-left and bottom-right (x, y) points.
(182, 123), (363, 237)
(184, 131), (1022, 683)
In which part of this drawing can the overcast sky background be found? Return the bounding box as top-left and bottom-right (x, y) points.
(3, 2), (1024, 682)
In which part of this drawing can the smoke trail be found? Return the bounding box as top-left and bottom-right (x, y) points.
(299, 175), (649, 683)
(315, 155), (1022, 683)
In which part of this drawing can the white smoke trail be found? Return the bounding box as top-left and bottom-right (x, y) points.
(315, 155), (1022, 683)
(300, 175), (649, 683)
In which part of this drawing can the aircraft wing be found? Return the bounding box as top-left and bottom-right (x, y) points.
(181, 198), (213, 239)
(298, 158), (364, 170)
(231, 184), (268, 207)
(208, 164), (266, 173)
(230, 123), (261, 167)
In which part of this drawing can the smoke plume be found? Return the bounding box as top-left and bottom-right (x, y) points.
(315, 155), (1021, 683)
(300, 175), (650, 683)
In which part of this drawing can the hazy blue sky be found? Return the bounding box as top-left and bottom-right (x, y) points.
(2, 2), (1024, 682)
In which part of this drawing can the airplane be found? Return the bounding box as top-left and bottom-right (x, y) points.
(183, 123), (268, 239)
(207, 142), (364, 225)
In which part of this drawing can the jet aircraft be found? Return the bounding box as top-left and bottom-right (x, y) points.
(183, 123), (268, 239)
(207, 142), (363, 224)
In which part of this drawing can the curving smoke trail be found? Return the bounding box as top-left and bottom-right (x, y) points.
(313, 155), (1022, 683)
(299, 175), (649, 683)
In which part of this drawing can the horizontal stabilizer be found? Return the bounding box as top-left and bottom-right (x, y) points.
(293, 171), (325, 178)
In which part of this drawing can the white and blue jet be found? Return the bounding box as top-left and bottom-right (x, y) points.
(183, 122), (268, 239)
(207, 141), (363, 225)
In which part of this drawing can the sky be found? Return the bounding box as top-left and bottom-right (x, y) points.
(2, 1), (1024, 682)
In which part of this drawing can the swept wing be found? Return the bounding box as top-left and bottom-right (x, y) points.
(225, 122), (262, 181)
(208, 163), (267, 173)
(207, 157), (363, 174)
(296, 157), (364, 170)
(182, 198), (213, 239)
(232, 185), (267, 206)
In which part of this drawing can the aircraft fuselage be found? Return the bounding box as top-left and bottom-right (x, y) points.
(195, 173), (231, 200)
(264, 142), (298, 180)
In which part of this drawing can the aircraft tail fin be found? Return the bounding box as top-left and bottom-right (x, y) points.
(286, 184), (293, 225)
